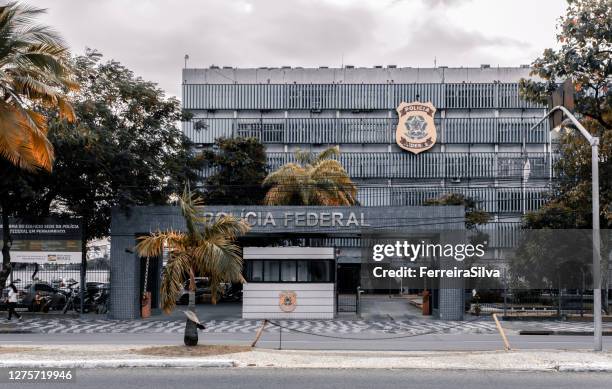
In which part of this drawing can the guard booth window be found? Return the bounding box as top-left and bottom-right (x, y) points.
(247, 259), (334, 283)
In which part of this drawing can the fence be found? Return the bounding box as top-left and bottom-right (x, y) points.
(474, 288), (612, 318)
(9, 263), (110, 287)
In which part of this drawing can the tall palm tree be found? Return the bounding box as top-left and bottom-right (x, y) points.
(263, 146), (358, 206)
(136, 187), (250, 346)
(0, 2), (76, 289)
(0, 2), (76, 171)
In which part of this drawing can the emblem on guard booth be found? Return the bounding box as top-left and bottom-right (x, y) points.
(396, 101), (437, 154)
(278, 290), (297, 312)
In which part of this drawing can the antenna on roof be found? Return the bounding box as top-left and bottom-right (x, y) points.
(184, 54), (189, 69)
(434, 56), (437, 68)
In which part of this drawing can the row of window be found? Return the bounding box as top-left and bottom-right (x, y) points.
(355, 186), (549, 213)
(257, 152), (557, 179)
(200, 152), (555, 180)
(183, 117), (551, 145)
(183, 83), (542, 110)
(246, 260), (334, 283)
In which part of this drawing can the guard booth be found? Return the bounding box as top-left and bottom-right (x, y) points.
(243, 247), (335, 319)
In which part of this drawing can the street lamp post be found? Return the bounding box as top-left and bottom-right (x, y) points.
(529, 105), (602, 351)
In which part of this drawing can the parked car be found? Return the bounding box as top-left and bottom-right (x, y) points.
(176, 277), (210, 305)
(20, 282), (67, 312)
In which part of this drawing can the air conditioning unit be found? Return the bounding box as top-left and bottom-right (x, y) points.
(450, 177), (462, 183)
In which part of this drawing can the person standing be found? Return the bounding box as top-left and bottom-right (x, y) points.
(7, 284), (22, 320)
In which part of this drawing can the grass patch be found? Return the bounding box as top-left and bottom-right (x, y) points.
(133, 344), (251, 357)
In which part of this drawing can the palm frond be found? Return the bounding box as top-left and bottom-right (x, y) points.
(314, 145), (339, 163)
(135, 230), (186, 258)
(0, 1), (76, 171)
(179, 186), (205, 239)
(160, 251), (192, 314)
(204, 215), (250, 241)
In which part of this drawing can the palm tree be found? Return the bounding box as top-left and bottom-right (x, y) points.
(263, 146), (358, 206)
(0, 2), (76, 171)
(0, 2), (76, 289)
(136, 188), (250, 346)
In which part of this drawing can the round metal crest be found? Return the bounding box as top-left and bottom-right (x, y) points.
(278, 290), (297, 312)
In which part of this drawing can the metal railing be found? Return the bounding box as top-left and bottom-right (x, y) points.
(183, 116), (550, 145)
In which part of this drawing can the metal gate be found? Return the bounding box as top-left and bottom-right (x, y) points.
(336, 287), (361, 313)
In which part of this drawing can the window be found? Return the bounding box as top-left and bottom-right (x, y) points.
(247, 259), (334, 282)
(263, 261), (280, 282)
(251, 261), (263, 282)
(310, 261), (332, 282)
(281, 261), (297, 282)
(297, 261), (309, 281)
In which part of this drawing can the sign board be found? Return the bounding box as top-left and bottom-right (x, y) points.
(198, 206), (464, 233)
(396, 101), (437, 154)
(0, 218), (82, 264)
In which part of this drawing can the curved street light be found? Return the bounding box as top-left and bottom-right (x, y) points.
(528, 105), (602, 351)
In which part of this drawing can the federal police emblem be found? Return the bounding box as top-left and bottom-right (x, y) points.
(278, 290), (297, 312)
(396, 101), (437, 154)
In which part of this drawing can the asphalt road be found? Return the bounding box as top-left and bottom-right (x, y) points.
(1, 331), (611, 351)
(1, 368), (611, 389)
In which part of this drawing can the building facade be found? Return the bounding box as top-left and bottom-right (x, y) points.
(174, 66), (556, 319)
(181, 65), (554, 242)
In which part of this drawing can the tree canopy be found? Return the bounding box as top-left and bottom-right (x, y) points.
(520, 0), (611, 229)
(201, 137), (267, 205)
(1, 50), (204, 242)
(263, 146), (358, 206)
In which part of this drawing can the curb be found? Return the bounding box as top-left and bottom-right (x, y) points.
(0, 329), (34, 334)
(0, 359), (237, 369)
(557, 364), (612, 372)
(519, 330), (612, 336)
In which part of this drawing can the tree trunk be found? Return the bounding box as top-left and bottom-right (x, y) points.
(0, 201), (12, 289)
(79, 218), (87, 315)
(188, 267), (196, 312)
(184, 266), (198, 346)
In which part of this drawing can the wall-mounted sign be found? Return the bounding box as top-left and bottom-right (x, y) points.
(0, 218), (82, 264)
(279, 290), (297, 312)
(396, 101), (437, 154)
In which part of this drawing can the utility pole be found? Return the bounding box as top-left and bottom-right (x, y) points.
(529, 105), (602, 351)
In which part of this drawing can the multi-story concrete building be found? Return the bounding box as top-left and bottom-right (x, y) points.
(182, 65), (553, 222)
(176, 65), (555, 319)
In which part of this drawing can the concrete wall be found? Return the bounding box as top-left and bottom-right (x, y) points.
(110, 205), (464, 319)
(242, 283), (334, 319)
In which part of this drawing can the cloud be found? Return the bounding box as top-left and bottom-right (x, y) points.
(427, 0), (473, 6)
(29, 0), (560, 98)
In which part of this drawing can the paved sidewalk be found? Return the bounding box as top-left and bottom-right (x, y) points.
(0, 317), (498, 335)
(2, 316), (612, 335)
(0, 345), (611, 372)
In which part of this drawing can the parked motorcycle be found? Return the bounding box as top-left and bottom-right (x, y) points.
(61, 280), (80, 314)
(20, 281), (67, 312)
(93, 284), (109, 314)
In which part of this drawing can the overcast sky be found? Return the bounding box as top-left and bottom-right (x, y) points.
(30, 0), (567, 99)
